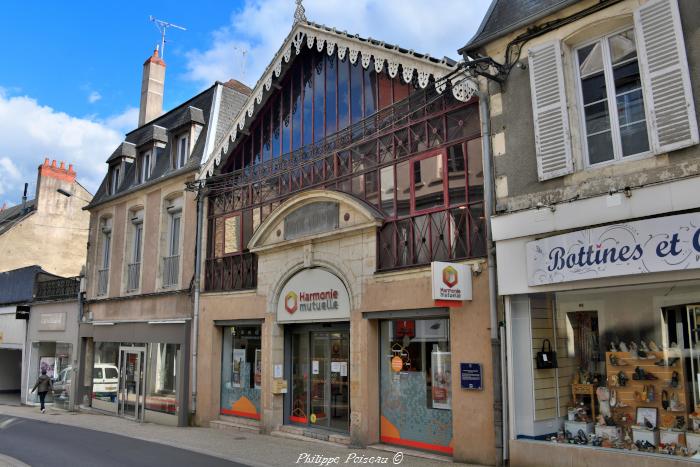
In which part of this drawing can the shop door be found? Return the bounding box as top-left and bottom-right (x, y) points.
(290, 328), (349, 432)
(118, 348), (145, 420)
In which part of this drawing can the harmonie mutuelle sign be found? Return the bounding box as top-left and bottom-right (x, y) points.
(431, 261), (472, 302)
(277, 268), (351, 323)
(526, 212), (700, 286)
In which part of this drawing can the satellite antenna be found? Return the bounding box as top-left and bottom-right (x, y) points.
(149, 16), (186, 60)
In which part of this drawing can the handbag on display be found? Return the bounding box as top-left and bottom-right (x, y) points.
(536, 339), (558, 369)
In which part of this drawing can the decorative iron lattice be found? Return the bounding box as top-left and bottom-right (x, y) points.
(35, 277), (80, 300)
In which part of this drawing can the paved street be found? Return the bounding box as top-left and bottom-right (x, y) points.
(0, 415), (244, 467)
(0, 406), (465, 467)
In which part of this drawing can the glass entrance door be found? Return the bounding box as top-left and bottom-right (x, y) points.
(118, 348), (145, 420)
(290, 328), (349, 432)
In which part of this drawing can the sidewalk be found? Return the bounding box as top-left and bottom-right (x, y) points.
(0, 405), (480, 467)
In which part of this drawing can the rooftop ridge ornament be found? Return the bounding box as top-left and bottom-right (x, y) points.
(293, 0), (306, 24)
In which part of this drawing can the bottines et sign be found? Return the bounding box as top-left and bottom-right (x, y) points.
(527, 212), (700, 286)
(277, 268), (350, 322)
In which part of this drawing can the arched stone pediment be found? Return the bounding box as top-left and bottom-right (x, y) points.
(247, 189), (383, 252)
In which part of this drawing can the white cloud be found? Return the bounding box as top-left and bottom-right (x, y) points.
(88, 91), (102, 103)
(184, 0), (491, 87)
(0, 93), (131, 206)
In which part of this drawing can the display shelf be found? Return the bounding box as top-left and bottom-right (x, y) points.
(606, 351), (689, 430)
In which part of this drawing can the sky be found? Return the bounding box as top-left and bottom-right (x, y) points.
(0, 0), (491, 207)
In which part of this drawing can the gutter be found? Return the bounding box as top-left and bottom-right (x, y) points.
(191, 189), (204, 417)
(477, 88), (505, 466)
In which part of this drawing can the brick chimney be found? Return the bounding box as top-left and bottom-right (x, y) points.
(138, 47), (166, 127)
(36, 158), (79, 214)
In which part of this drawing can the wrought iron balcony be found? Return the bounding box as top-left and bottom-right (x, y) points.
(162, 255), (180, 288)
(204, 252), (257, 292)
(97, 269), (109, 296)
(35, 277), (80, 301)
(126, 262), (141, 292)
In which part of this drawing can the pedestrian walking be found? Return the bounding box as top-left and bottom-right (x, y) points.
(31, 369), (53, 413)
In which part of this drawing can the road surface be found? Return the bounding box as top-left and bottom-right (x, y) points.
(0, 415), (248, 467)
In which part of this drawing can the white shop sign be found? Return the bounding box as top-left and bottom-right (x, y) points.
(276, 268), (350, 323)
(39, 312), (66, 331)
(431, 261), (472, 301)
(527, 212), (700, 286)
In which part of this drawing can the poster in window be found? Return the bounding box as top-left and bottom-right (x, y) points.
(231, 349), (245, 388)
(431, 350), (451, 410)
(39, 356), (56, 378)
(224, 216), (240, 254)
(254, 348), (262, 389)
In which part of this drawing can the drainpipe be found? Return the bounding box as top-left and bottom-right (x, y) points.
(191, 187), (204, 418)
(477, 88), (505, 466)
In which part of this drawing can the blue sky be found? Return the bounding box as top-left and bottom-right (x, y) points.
(0, 0), (490, 207)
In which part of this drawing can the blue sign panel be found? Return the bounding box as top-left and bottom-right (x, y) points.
(460, 363), (482, 390)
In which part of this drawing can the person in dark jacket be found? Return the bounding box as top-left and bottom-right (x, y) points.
(31, 369), (53, 413)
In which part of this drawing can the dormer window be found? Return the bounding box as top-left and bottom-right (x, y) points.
(140, 150), (152, 183)
(176, 133), (189, 169)
(109, 166), (120, 195)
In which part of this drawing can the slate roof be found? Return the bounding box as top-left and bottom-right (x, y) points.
(0, 200), (36, 236)
(459, 0), (581, 54)
(0, 265), (61, 305)
(88, 80), (249, 209)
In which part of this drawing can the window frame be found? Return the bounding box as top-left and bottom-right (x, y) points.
(573, 26), (653, 169)
(140, 150), (152, 183)
(168, 212), (181, 257)
(132, 218), (143, 264)
(110, 167), (120, 195)
(409, 148), (449, 216)
(176, 133), (189, 169)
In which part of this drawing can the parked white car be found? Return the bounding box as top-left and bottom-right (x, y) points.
(92, 364), (119, 401)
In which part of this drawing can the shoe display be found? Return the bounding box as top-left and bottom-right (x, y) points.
(610, 342), (619, 352)
(620, 342), (629, 352)
(640, 340), (650, 352)
(647, 384), (654, 402)
(671, 371), (679, 388)
(629, 342), (638, 352)
(662, 390), (669, 410)
(649, 340), (660, 352)
(644, 417), (654, 429)
(610, 354), (628, 366)
(618, 371), (628, 387)
(610, 389), (617, 408)
(655, 357), (679, 367)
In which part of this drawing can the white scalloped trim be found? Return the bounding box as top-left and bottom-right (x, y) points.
(199, 23), (477, 178)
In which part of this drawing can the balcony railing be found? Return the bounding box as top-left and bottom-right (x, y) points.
(162, 255), (180, 288)
(204, 252), (257, 292)
(35, 277), (80, 301)
(126, 262), (141, 292)
(377, 205), (485, 271)
(97, 268), (109, 296)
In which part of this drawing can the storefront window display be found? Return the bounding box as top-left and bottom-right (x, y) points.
(145, 343), (179, 415)
(91, 342), (120, 412)
(380, 318), (453, 455)
(221, 325), (262, 419)
(26, 342), (72, 409)
(510, 281), (700, 460)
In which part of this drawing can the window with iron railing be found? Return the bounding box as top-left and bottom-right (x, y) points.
(201, 61), (483, 292)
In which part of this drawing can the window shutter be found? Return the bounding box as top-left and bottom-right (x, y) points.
(635, 0), (699, 153)
(528, 40), (573, 181)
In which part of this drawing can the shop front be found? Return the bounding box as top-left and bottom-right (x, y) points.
(22, 299), (79, 411)
(197, 190), (497, 465)
(278, 268), (352, 433)
(78, 320), (189, 426)
(500, 211), (700, 465)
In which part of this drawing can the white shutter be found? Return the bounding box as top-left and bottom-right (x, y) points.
(528, 41), (573, 181)
(635, 0), (699, 153)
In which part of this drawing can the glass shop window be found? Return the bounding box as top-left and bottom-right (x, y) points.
(221, 325), (262, 420)
(145, 343), (179, 415)
(380, 318), (452, 454)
